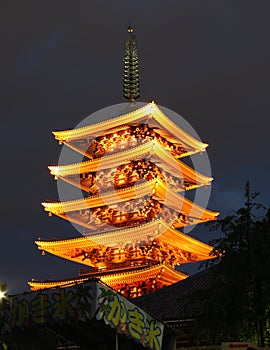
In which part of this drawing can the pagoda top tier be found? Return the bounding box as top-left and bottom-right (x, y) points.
(52, 102), (208, 158)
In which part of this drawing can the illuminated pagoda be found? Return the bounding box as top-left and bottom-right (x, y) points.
(29, 26), (218, 298)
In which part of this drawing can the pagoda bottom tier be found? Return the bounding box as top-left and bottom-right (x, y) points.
(29, 263), (187, 298)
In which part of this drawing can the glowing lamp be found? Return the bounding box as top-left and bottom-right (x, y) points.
(0, 290), (5, 300)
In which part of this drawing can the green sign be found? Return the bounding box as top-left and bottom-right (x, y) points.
(97, 284), (164, 350)
(1, 281), (164, 350)
(7, 283), (94, 328)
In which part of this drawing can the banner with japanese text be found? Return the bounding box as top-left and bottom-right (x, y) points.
(96, 284), (164, 350)
(1, 281), (164, 350)
(3, 282), (96, 330)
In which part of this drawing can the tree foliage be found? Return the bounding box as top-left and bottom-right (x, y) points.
(193, 182), (270, 346)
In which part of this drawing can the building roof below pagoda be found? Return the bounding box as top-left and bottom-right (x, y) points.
(133, 267), (220, 322)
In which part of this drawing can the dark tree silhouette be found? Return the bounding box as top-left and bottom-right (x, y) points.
(194, 182), (270, 346)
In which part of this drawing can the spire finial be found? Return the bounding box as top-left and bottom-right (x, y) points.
(123, 25), (140, 102)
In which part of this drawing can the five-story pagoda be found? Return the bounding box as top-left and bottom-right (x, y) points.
(29, 27), (218, 298)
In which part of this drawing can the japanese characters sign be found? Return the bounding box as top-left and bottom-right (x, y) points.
(96, 284), (164, 350)
(5, 282), (95, 328)
(1, 281), (164, 350)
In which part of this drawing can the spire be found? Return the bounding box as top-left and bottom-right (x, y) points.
(123, 25), (140, 102)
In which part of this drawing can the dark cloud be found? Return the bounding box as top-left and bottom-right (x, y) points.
(1, 0), (269, 294)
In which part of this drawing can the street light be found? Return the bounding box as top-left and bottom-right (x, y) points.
(0, 290), (5, 300)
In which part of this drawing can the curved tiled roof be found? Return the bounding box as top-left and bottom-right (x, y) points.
(134, 268), (221, 321)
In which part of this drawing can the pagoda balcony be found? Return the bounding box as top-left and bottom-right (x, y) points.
(35, 219), (214, 270)
(29, 263), (188, 298)
(42, 177), (218, 234)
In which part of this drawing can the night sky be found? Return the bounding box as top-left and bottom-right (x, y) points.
(1, 1), (270, 294)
